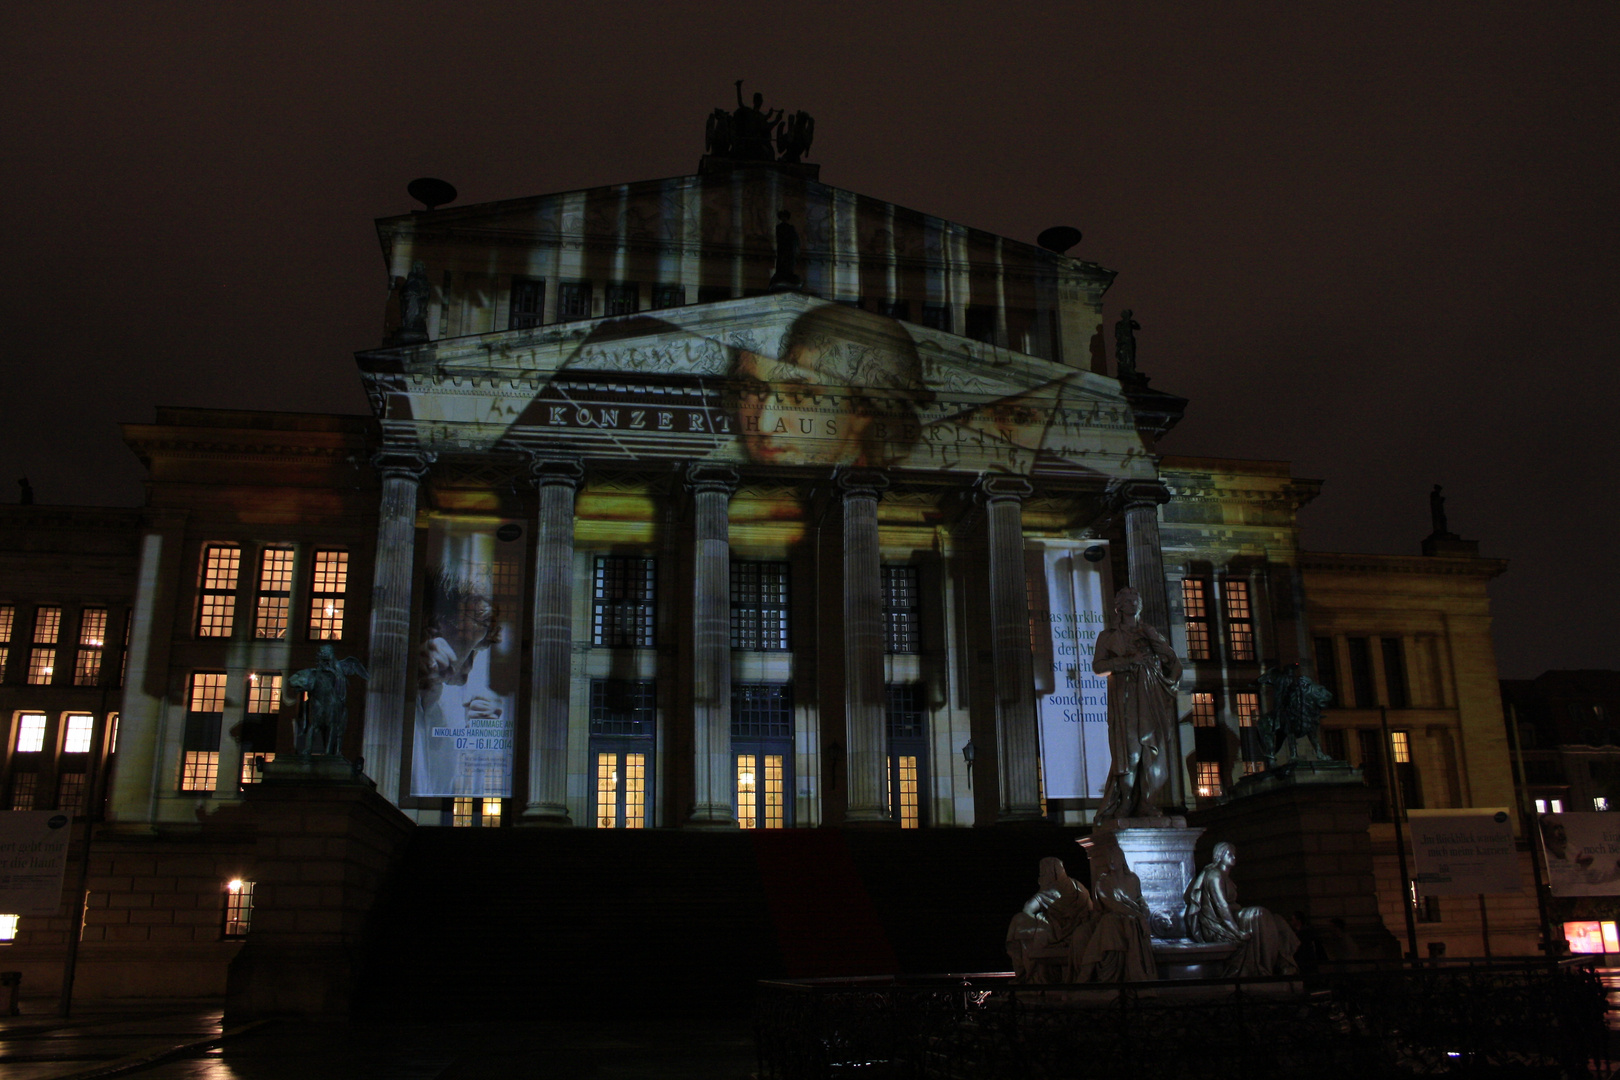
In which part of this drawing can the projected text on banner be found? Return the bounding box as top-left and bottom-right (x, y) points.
(1028, 542), (1112, 800)
(410, 517), (526, 798)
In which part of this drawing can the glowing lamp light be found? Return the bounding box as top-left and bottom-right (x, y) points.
(739, 772), (756, 787)
(227, 879), (244, 894)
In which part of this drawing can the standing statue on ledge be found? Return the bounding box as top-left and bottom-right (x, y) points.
(1256, 662), (1335, 766)
(1184, 842), (1300, 976)
(1429, 483), (1451, 536)
(396, 260), (431, 344)
(730, 80), (783, 161)
(1091, 587), (1182, 819)
(287, 645), (369, 757)
(770, 210), (801, 290)
(1114, 309), (1141, 381)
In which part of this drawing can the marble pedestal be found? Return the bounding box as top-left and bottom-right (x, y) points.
(1080, 817), (1203, 939)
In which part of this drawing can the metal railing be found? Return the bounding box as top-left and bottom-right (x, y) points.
(755, 959), (1608, 1079)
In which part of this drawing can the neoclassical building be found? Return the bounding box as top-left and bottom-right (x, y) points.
(0, 156), (1532, 974)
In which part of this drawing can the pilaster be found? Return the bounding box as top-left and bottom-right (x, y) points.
(522, 456), (583, 826)
(687, 464), (739, 826)
(978, 475), (1042, 821)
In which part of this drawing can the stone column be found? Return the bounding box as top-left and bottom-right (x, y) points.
(1110, 480), (1174, 637)
(523, 457), (583, 826)
(979, 475), (1042, 821)
(687, 464), (738, 826)
(360, 449), (434, 805)
(840, 468), (892, 824)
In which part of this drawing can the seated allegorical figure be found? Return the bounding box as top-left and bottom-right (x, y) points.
(1183, 842), (1301, 976)
(1006, 856), (1094, 982)
(1074, 843), (1156, 983)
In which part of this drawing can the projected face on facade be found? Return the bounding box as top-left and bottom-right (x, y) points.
(730, 304), (927, 467)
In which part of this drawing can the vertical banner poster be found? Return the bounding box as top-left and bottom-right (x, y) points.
(1538, 812), (1620, 897)
(410, 516), (527, 798)
(1407, 808), (1522, 895)
(1027, 542), (1112, 800)
(0, 811), (72, 916)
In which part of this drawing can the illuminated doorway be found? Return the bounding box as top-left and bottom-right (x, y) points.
(589, 679), (655, 828)
(733, 683), (793, 828)
(886, 684), (928, 828)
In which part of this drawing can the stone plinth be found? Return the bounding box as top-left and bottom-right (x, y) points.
(1189, 769), (1398, 958)
(1081, 817), (1203, 939)
(224, 768), (414, 1022)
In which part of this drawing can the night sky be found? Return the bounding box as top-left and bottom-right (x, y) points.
(5, 3), (1616, 679)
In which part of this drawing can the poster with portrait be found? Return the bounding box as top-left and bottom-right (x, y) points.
(1538, 812), (1620, 897)
(1407, 808), (1521, 895)
(1027, 542), (1113, 800)
(0, 811), (72, 916)
(410, 516), (527, 798)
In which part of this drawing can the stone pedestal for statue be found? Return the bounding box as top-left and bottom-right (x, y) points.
(1082, 817), (1202, 940)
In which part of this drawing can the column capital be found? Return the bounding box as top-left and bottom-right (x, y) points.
(685, 462), (739, 497)
(835, 466), (889, 501)
(528, 454), (584, 489)
(974, 473), (1034, 504)
(1106, 478), (1171, 512)
(371, 448), (436, 482)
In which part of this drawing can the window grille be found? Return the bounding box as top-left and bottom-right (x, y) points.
(731, 562), (790, 651)
(508, 277), (545, 329)
(9, 773), (37, 811)
(247, 672), (281, 715)
(308, 550), (348, 640)
(589, 680), (656, 738)
(452, 797), (504, 828)
(197, 547), (239, 637)
(592, 556), (655, 647)
(74, 608), (107, 685)
(14, 713), (46, 753)
(182, 672), (226, 792)
(736, 753), (785, 830)
(889, 755), (920, 828)
(1181, 580), (1211, 660)
(595, 752), (646, 829)
(605, 282), (639, 317)
(0, 604), (11, 679)
(1222, 580), (1255, 661)
(557, 281), (592, 320)
(0, 914), (18, 941)
(885, 684), (927, 739)
(1191, 692), (1218, 728)
(882, 565), (920, 654)
(223, 880), (254, 937)
(1234, 692), (1259, 728)
(56, 772), (86, 813)
(29, 606), (62, 684)
(240, 753), (276, 786)
(1195, 761), (1223, 798)
(731, 684), (793, 738)
(62, 714), (93, 754)
(255, 548), (294, 639)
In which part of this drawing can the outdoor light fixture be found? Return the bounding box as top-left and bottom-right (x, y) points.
(227, 879), (244, 894)
(962, 740), (977, 788)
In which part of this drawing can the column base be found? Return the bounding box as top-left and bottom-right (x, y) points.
(518, 804), (574, 827)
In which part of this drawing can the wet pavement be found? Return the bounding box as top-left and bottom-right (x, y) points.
(0, 1003), (758, 1079)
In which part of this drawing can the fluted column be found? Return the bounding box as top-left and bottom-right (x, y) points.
(361, 448), (435, 803)
(523, 457), (583, 825)
(840, 468), (892, 824)
(1108, 480), (1173, 638)
(687, 464), (739, 826)
(979, 475), (1043, 820)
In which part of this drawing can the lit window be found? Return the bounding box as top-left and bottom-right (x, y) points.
(1181, 580), (1210, 661)
(190, 672), (227, 712)
(56, 772), (86, 813)
(0, 914), (18, 942)
(9, 774), (37, 811)
(223, 880), (254, 938)
(74, 608), (107, 686)
(197, 546), (240, 637)
(594, 752), (646, 828)
(1243, 761), (1265, 776)
(451, 797), (503, 827)
(255, 549), (294, 640)
(1195, 761), (1223, 798)
(247, 672), (281, 715)
(592, 556), (655, 647)
(308, 550), (348, 640)
(240, 753), (276, 786)
(1536, 798), (1565, 814)
(508, 277), (545, 329)
(15, 712), (46, 753)
(1597, 797), (1610, 812)
(1191, 692), (1218, 728)
(182, 752), (218, 792)
(1223, 580), (1255, 661)
(182, 673), (226, 792)
(605, 282), (639, 317)
(1391, 730), (1411, 764)
(0, 604), (11, 678)
(1234, 692), (1259, 728)
(108, 712), (119, 754)
(736, 754), (757, 829)
(29, 606), (61, 685)
(731, 562), (790, 651)
(1562, 921), (1620, 955)
(63, 713), (93, 754)
(889, 755), (920, 829)
(882, 565), (920, 654)
(736, 754), (784, 830)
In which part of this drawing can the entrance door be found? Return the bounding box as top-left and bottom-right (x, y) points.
(594, 748), (648, 828)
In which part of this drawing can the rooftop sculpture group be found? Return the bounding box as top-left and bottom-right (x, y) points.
(706, 81), (815, 164)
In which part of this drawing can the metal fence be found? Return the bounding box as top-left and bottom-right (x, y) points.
(755, 959), (1608, 1079)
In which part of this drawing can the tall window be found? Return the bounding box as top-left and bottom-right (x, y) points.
(29, 606), (61, 685)
(557, 281), (592, 320)
(731, 562), (790, 650)
(0, 604), (12, 680)
(1235, 690), (1264, 767)
(1347, 638), (1376, 708)
(1314, 637), (1339, 703)
(62, 713), (93, 754)
(74, 608), (107, 686)
(14, 713), (47, 753)
(197, 546), (240, 637)
(255, 548), (294, 639)
(1190, 692), (1218, 727)
(1181, 580), (1211, 661)
(592, 556), (655, 647)
(605, 282), (639, 317)
(1222, 580), (1255, 661)
(1234, 692), (1259, 728)
(882, 565), (920, 654)
(241, 673), (281, 785)
(1195, 761), (1223, 798)
(1381, 638), (1410, 709)
(886, 684), (928, 829)
(56, 772), (86, 814)
(182, 673), (226, 792)
(9, 773), (38, 811)
(649, 284), (685, 310)
(590, 680), (655, 829)
(508, 277), (545, 329)
(736, 754), (785, 830)
(733, 684), (792, 828)
(223, 879), (254, 938)
(0, 914), (18, 942)
(920, 303), (950, 332)
(308, 550), (348, 640)
(596, 753), (646, 829)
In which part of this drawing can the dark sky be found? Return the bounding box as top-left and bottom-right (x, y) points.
(5, 2), (1616, 679)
